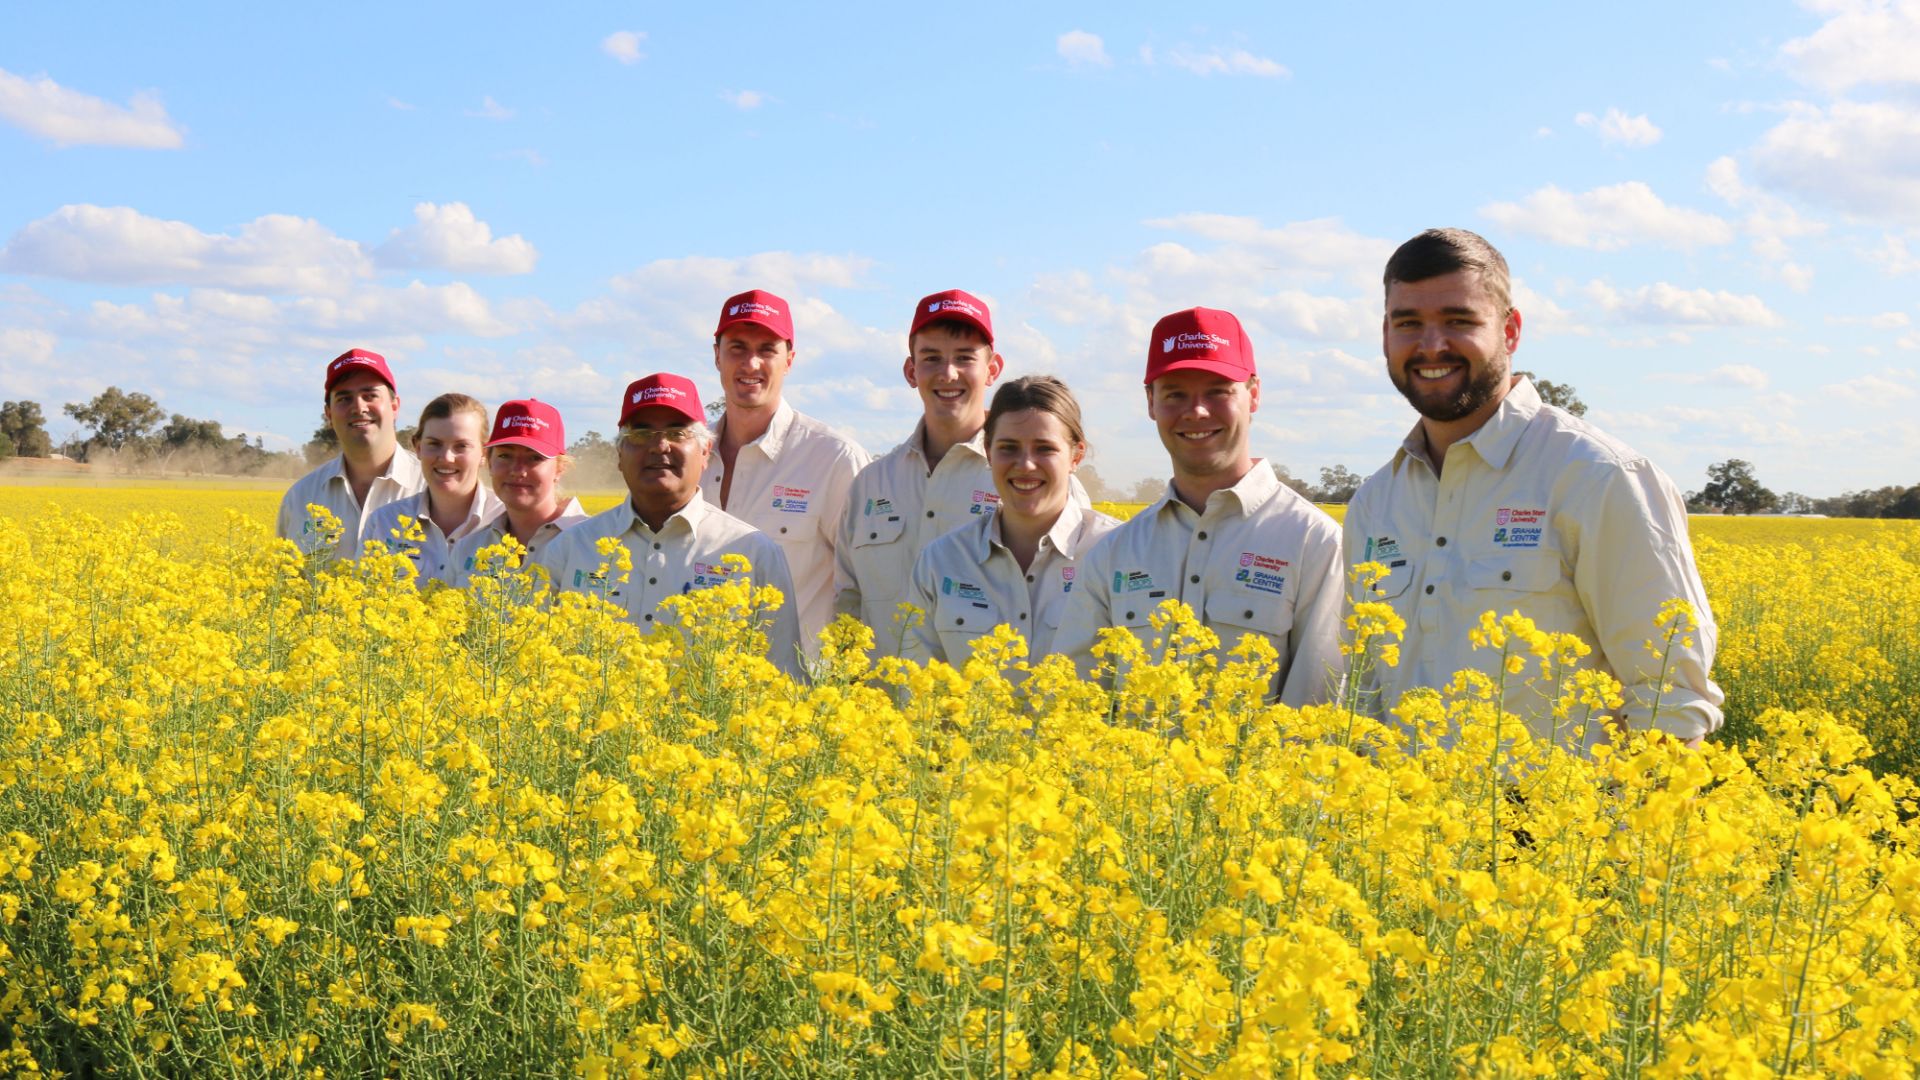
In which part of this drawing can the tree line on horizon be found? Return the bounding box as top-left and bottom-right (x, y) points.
(2, 383), (1916, 518)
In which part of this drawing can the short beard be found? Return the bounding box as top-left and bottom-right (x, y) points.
(1395, 350), (1509, 423)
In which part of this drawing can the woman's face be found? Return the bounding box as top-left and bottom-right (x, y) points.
(489, 443), (560, 515)
(989, 408), (1083, 527)
(418, 412), (486, 503)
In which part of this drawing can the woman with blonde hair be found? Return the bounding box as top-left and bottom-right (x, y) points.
(445, 398), (588, 587)
(363, 392), (501, 584)
(903, 375), (1119, 665)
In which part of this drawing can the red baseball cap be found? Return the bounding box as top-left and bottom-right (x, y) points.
(1144, 307), (1256, 385)
(910, 288), (994, 346)
(486, 399), (566, 458)
(715, 289), (795, 342)
(619, 373), (705, 428)
(325, 348), (396, 392)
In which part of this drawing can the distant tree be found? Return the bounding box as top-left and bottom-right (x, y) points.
(569, 430), (615, 459)
(0, 400), (54, 458)
(1515, 370), (1588, 416)
(304, 423), (340, 466)
(1076, 463), (1121, 503)
(1694, 459), (1778, 516)
(63, 387), (165, 461)
(705, 398), (725, 423)
(1271, 462), (1317, 499)
(563, 430), (624, 491)
(1892, 486), (1920, 520)
(1315, 465), (1363, 504)
(1126, 478), (1164, 504)
(1776, 491), (1814, 516)
(0, 430), (14, 461)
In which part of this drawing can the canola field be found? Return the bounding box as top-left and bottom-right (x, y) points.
(0, 486), (1916, 1077)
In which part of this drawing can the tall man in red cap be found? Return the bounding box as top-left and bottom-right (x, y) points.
(534, 373), (802, 675)
(1053, 308), (1347, 707)
(1347, 228), (1721, 749)
(276, 348), (424, 559)
(835, 289), (1086, 656)
(702, 290), (871, 657)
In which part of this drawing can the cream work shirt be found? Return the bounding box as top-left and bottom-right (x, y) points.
(363, 485), (503, 585)
(533, 493), (802, 676)
(702, 401), (871, 658)
(1343, 377), (1724, 745)
(903, 499), (1121, 666)
(276, 450), (424, 560)
(1053, 463), (1347, 708)
(443, 497), (590, 587)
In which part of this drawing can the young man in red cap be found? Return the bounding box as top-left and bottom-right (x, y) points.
(1052, 308), (1347, 707)
(276, 348), (424, 559)
(533, 373), (802, 675)
(702, 289), (871, 657)
(835, 289), (1088, 656)
(444, 398), (589, 587)
(1346, 228), (1721, 749)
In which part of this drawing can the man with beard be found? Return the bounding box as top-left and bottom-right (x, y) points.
(1345, 228), (1722, 749)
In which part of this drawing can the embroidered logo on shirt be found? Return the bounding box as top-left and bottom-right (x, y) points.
(1112, 570), (1155, 593)
(1493, 507), (1546, 548)
(1061, 565), (1075, 593)
(770, 485), (811, 513)
(969, 489), (1001, 516)
(941, 576), (988, 602)
(1365, 535), (1402, 560)
(690, 561), (736, 589)
(865, 496), (894, 517)
(1234, 552), (1290, 596)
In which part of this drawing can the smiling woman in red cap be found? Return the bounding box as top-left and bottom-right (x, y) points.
(443, 398), (589, 588)
(532, 373), (803, 676)
(363, 393), (503, 585)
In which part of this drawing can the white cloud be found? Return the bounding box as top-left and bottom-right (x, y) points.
(496, 148), (546, 168)
(1481, 182), (1735, 250)
(386, 97), (416, 112)
(0, 204), (372, 294)
(601, 30), (647, 65)
(1575, 107), (1662, 147)
(1868, 232), (1920, 273)
(721, 90), (765, 110)
(466, 95), (514, 121)
(1781, 0), (1920, 93)
(1705, 156), (1827, 291)
(1158, 47), (1288, 78)
(1142, 214), (1392, 280)
(1751, 100), (1920, 222)
(1826, 369), (1918, 405)
(1584, 279), (1784, 326)
(1647, 363), (1772, 389)
(1057, 30), (1112, 68)
(375, 202), (538, 275)
(0, 67), (184, 149)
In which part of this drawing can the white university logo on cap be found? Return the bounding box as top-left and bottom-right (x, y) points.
(928, 301), (941, 313)
(1162, 337), (1177, 354)
(728, 304), (741, 316)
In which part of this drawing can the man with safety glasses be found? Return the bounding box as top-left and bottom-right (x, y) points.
(535, 373), (801, 674)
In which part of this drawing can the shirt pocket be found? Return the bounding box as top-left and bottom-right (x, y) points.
(1204, 589), (1297, 653)
(933, 593), (1002, 662)
(851, 512), (906, 551)
(1465, 549), (1562, 593)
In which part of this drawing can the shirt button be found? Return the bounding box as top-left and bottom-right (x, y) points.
(1243, 610), (1254, 619)
(779, 527), (788, 534)
(1425, 584), (1435, 595)
(869, 531), (878, 540)
(1436, 536), (1448, 547)
(1197, 531), (1208, 540)
(643, 613), (653, 622)
(648, 577), (656, 585)
(1019, 612), (1027, 621)
(955, 617), (965, 626)
(653, 542), (662, 551)
(926, 510), (935, 519)
(1124, 611), (1135, 620)
(1189, 574), (1200, 583)
(1026, 574), (1034, 582)
(1502, 570), (1512, 582)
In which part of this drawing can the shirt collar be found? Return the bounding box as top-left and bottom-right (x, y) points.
(716, 399), (797, 461)
(619, 489), (709, 537)
(981, 497), (1090, 561)
(1394, 376), (1540, 473)
(902, 419), (987, 467)
(327, 447), (421, 486)
(480, 496), (590, 542)
(1149, 459), (1283, 520)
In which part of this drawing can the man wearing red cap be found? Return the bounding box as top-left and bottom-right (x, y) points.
(444, 398), (590, 587)
(835, 289), (1087, 656)
(275, 348), (425, 559)
(1053, 308), (1347, 707)
(1346, 228), (1721, 749)
(533, 373), (802, 674)
(702, 290), (871, 657)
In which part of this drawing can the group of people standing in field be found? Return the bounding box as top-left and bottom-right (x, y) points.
(277, 227), (1725, 748)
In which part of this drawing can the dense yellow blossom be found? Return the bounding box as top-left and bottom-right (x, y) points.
(0, 490), (1914, 1077)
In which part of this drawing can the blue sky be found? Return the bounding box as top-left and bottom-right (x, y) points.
(3, 2), (1917, 496)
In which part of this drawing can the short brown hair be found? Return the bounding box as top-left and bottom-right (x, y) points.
(1383, 228), (1512, 313)
(909, 318), (991, 353)
(984, 375), (1087, 447)
(411, 393), (489, 448)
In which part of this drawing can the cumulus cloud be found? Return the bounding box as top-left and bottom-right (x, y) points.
(1647, 363), (1772, 389)
(1781, 0), (1920, 93)
(0, 67), (184, 149)
(1705, 155), (1826, 291)
(1575, 107), (1662, 147)
(1481, 182), (1735, 251)
(1583, 280), (1784, 326)
(1751, 100), (1920, 222)
(1057, 30), (1112, 68)
(721, 90), (765, 109)
(0, 204), (372, 294)
(1142, 214), (1391, 281)
(1826, 369), (1918, 405)
(374, 202), (538, 275)
(1151, 47), (1288, 78)
(601, 30), (646, 64)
